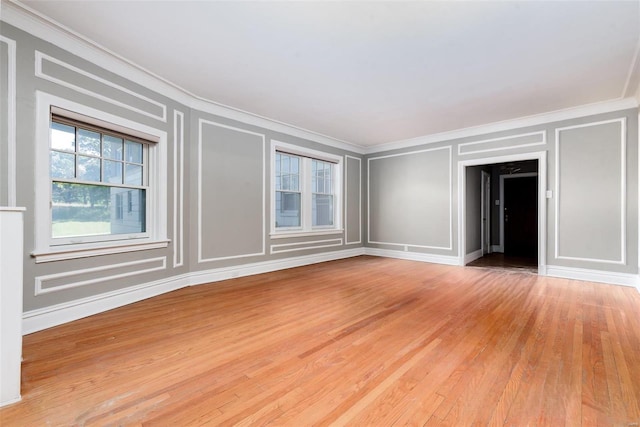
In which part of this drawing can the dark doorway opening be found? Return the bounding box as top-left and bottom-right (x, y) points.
(467, 159), (539, 274)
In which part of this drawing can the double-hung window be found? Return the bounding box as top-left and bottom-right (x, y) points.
(272, 141), (342, 236)
(32, 93), (168, 263)
(49, 115), (149, 243)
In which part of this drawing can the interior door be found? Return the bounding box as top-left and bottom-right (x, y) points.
(504, 176), (537, 259)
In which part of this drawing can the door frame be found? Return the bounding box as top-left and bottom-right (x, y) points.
(499, 172), (538, 253)
(458, 151), (547, 274)
(481, 170), (491, 255)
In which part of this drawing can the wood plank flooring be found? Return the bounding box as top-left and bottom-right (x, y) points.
(1, 256), (639, 426)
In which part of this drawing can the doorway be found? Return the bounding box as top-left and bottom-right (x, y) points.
(459, 155), (545, 274)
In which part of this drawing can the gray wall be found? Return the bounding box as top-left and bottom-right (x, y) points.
(0, 22), (364, 316)
(368, 146), (452, 252)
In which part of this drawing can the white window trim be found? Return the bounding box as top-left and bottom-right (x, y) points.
(32, 91), (168, 263)
(270, 140), (343, 237)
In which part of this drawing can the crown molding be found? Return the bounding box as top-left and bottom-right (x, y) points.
(1, 0), (366, 154)
(366, 97), (638, 154)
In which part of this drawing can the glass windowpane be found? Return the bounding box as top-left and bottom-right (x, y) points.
(50, 151), (75, 179)
(103, 135), (123, 160)
(77, 156), (100, 182)
(104, 160), (123, 184)
(313, 194), (333, 226)
(51, 122), (75, 151)
(275, 191), (301, 228)
(125, 164), (143, 186)
(51, 182), (145, 238)
(77, 128), (101, 156)
(126, 140), (143, 164)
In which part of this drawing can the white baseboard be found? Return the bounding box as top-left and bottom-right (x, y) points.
(0, 395), (21, 408)
(22, 273), (191, 335)
(22, 248), (365, 334)
(189, 248), (365, 286)
(491, 245), (503, 253)
(364, 247), (460, 266)
(464, 249), (483, 265)
(546, 265), (640, 290)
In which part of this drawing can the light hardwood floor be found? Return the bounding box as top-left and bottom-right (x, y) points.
(1, 256), (639, 426)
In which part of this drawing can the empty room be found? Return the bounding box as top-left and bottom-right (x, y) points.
(1, 0), (639, 425)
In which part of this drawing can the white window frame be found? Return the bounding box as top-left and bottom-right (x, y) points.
(270, 140), (343, 238)
(32, 91), (168, 263)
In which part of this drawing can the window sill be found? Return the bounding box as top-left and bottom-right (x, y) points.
(270, 229), (343, 239)
(31, 239), (170, 263)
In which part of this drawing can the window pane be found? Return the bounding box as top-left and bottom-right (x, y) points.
(77, 128), (101, 156)
(50, 151), (75, 179)
(77, 156), (100, 182)
(52, 182), (145, 238)
(313, 194), (333, 226)
(51, 122), (75, 151)
(103, 135), (123, 160)
(126, 140), (143, 164)
(275, 191), (301, 228)
(125, 164), (143, 186)
(104, 160), (123, 184)
(51, 182), (110, 238)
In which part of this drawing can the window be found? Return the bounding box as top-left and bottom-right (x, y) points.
(49, 116), (149, 243)
(33, 92), (168, 262)
(272, 141), (342, 236)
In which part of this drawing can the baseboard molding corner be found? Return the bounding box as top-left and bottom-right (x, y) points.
(364, 247), (460, 266)
(464, 249), (483, 265)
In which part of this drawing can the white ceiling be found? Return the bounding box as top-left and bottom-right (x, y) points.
(19, 1), (640, 147)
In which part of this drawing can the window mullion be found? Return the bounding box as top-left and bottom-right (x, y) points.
(302, 157), (313, 231)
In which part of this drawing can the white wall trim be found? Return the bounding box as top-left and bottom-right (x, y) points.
(554, 118), (627, 265)
(546, 265), (639, 290)
(24, 247), (365, 334)
(457, 130), (546, 156)
(0, 35), (17, 206)
(345, 155), (362, 245)
(364, 247), (460, 266)
(499, 172), (538, 252)
(368, 145), (453, 251)
(367, 98), (637, 154)
(490, 244), (502, 253)
(197, 119), (266, 263)
(35, 257), (167, 295)
(173, 110), (185, 268)
(464, 249), (483, 265)
(458, 152), (547, 270)
(270, 238), (343, 254)
(35, 51), (167, 122)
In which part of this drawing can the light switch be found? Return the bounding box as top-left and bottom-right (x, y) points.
(495, 200), (500, 205)
(546, 190), (553, 199)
